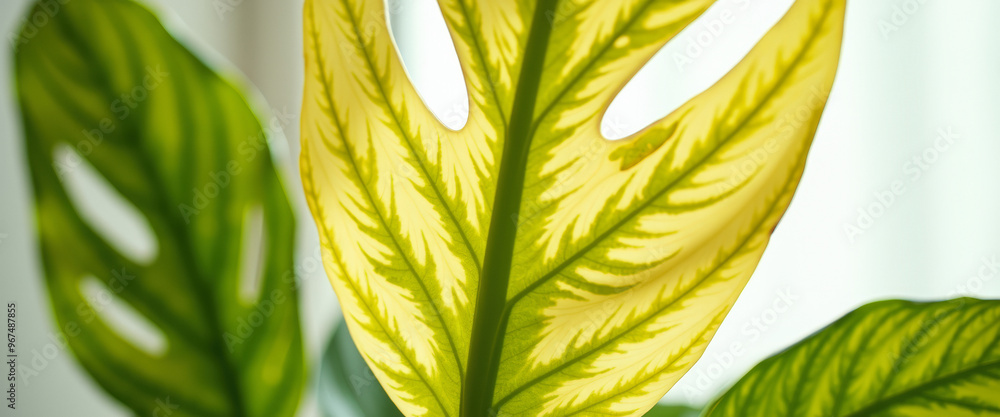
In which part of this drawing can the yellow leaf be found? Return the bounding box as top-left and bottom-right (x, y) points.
(301, 0), (846, 416)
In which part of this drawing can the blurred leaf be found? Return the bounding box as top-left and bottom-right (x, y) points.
(645, 404), (701, 417)
(14, 0), (303, 416)
(705, 298), (1000, 417)
(320, 320), (405, 417)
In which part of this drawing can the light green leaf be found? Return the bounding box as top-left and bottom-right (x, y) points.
(14, 0), (303, 416)
(301, 0), (846, 415)
(320, 319), (405, 417)
(705, 298), (1000, 417)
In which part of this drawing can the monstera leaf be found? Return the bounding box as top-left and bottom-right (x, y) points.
(301, 0), (846, 415)
(705, 298), (1000, 417)
(15, 0), (303, 415)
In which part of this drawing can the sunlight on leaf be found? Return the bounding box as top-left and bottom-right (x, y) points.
(301, 0), (846, 415)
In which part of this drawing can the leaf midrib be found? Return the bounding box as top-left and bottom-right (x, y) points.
(837, 357), (1000, 417)
(461, 1), (560, 416)
(470, 0), (837, 414)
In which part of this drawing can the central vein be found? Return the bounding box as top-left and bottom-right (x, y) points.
(460, 1), (560, 416)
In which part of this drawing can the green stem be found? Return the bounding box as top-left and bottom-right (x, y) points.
(460, 1), (559, 416)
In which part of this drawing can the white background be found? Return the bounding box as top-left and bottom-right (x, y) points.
(1, 0), (999, 415)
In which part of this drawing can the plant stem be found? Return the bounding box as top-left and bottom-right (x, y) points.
(460, 1), (559, 415)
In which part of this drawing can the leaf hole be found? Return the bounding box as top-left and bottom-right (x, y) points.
(237, 205), (266, 305)
(53, 144), (159, 264)
(79, 274), (168, 356)
(602, 0), (794, 140)
(386, 0), (469, 130)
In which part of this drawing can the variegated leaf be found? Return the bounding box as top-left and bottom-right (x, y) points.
(705, 298), (1000, 417)
(301, 0), (846, 416)
(15, 0), (304, 415)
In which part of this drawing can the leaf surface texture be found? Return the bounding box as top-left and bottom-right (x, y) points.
(301, 0), (846, 415)
(15, 0), (304, 415)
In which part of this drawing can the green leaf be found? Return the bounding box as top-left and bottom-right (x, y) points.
(301, 0), (846, 415)
(14, 0), (304, 416)
(320, 320), (405, 417)
(644, 404), (701, 417)
(705, 298), (1000, 417)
